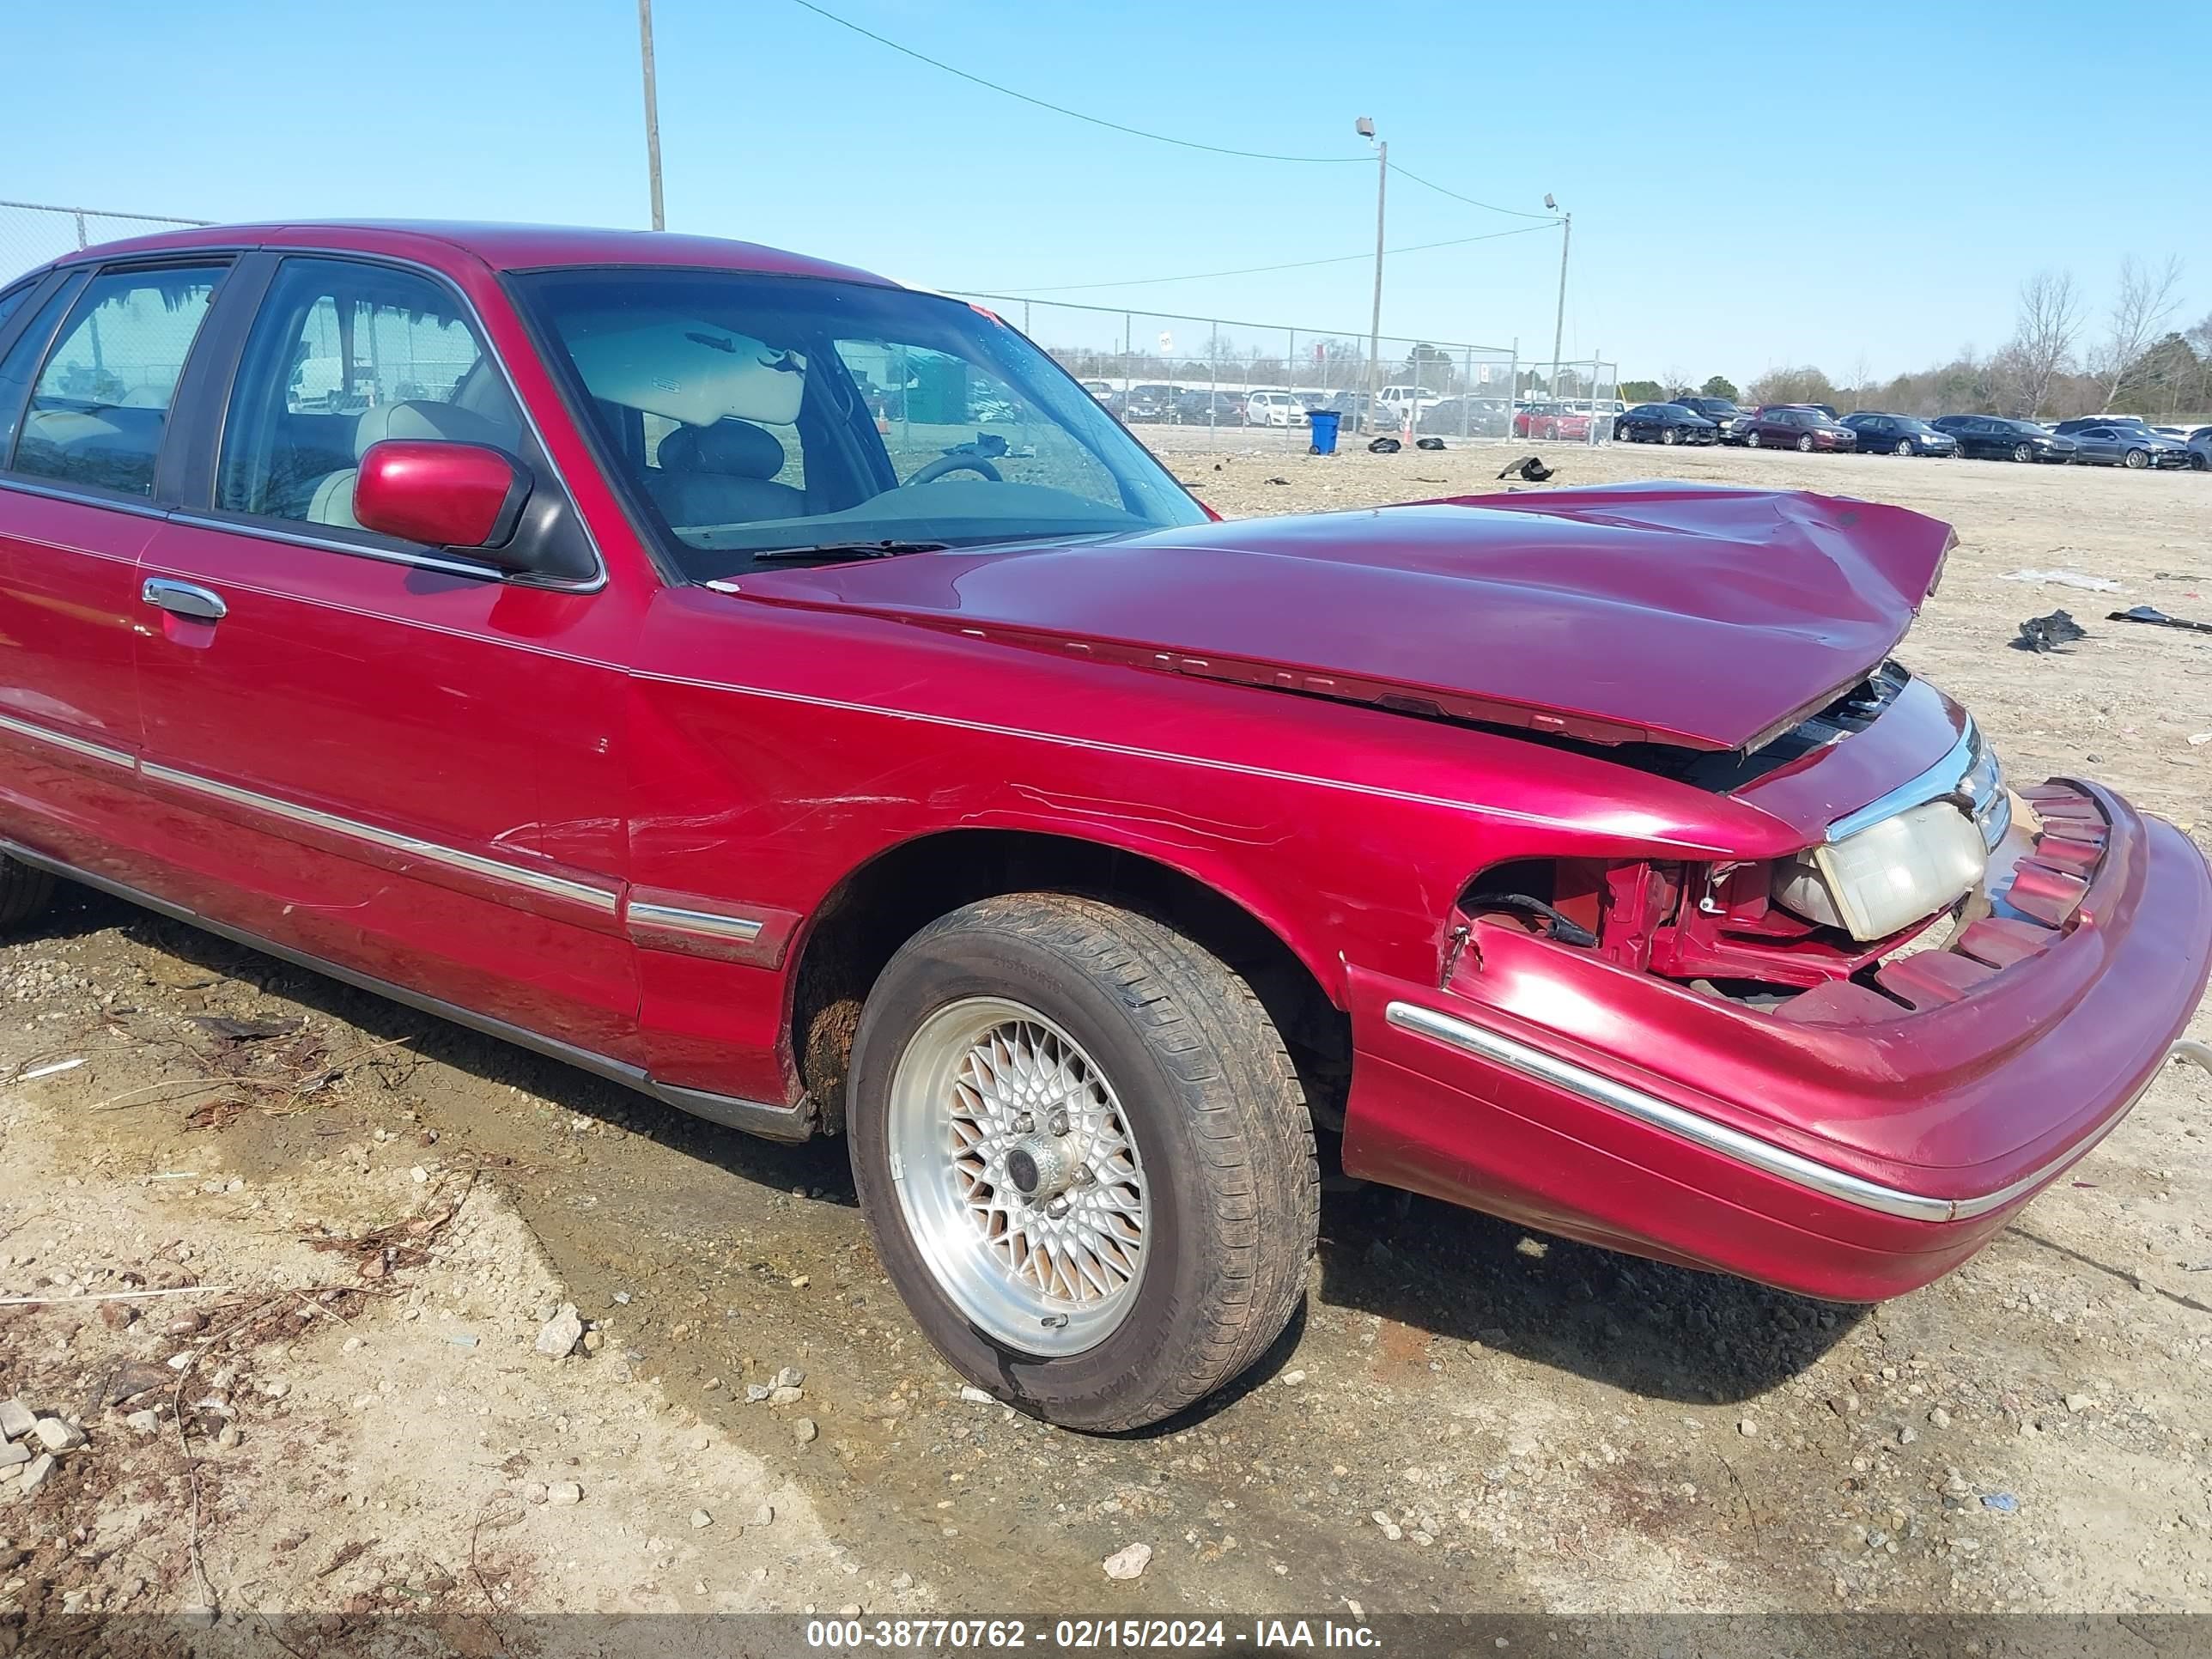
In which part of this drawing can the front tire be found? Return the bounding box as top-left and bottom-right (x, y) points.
(1746, 430), (1762, 447)
(1660, 425), (1680, 446)
(2013, 441), (2035, 464)
(2124, 447), (2148, 470)
(1895, 437), (1916, 456)
(1796, 434), (1815, 453)
(848, 895), (1318, 1432)
(0, 855), (54, 931)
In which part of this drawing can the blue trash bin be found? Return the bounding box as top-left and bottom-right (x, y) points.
(1307, 410), (1341, 455)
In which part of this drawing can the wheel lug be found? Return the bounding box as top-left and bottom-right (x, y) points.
(1047, 1109), (1070, 1136)
(1012, 1112), (1034, 1133)
(1045, 1195), (1070, 1220)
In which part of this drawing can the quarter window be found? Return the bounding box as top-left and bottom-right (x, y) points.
(0, 284), (77, 464)
(12, 265), (222, 498)
(218, 257), (518, 526)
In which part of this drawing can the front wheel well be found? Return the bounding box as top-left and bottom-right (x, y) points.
(786, 830), (1349, 1136)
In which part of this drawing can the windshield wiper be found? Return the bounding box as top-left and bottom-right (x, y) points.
(748, 539), (951, 563)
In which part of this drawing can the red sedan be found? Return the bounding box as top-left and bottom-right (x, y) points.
(2, 222), (2206, 1431)
(1512, 399), (1594, 441)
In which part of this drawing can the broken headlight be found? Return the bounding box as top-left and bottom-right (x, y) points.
(1772, 800), (1991, 942)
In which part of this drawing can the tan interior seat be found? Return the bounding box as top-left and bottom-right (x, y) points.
(645, 419), (803, 527)
(306, 399), (518, 531)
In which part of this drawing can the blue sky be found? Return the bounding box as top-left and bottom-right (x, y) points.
(9, 0), (2209, 385)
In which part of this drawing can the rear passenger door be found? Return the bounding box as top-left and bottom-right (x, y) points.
(0, 258), (228, 888)
(131, 252), (642, 1059)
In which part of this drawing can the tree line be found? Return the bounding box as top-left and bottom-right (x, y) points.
(1622, 256), (2206, 422)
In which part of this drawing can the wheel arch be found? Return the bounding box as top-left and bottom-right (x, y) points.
(783, 827), (1350, 1136)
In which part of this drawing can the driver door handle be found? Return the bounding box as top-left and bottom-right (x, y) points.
(142, 578), (228, 623)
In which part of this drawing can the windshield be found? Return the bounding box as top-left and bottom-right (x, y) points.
(514, 269), (1206, 579)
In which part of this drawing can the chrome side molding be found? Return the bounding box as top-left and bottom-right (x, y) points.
(0, 832), (815, 1144)
(1384, 999), (2151, 1224)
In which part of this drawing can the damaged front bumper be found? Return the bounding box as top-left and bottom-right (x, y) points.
(1340, 781), (2212, 1300)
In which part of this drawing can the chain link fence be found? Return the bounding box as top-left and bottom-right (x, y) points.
(2, 199), (211, 284)
(954, 292), (1616, 451)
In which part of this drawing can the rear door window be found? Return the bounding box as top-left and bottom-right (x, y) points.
(11, 264), (224, 498)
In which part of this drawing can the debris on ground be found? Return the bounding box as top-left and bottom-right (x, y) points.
(533, 1302), (584, 1358)
(1415, 437), (1445, 451)
(1102, 1543), (1153, 1581)
(1496, 455), (1553, 482)
(2016, 610), (2088, 652)
(1368, 437), (1401, 454)
(2001, 568), (2120, 592)
(2107, 604), (2212, 635)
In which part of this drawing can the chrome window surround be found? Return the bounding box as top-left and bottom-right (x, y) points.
(1826, 717), (2009, 852)
(1385, 1000), (2158, 1224)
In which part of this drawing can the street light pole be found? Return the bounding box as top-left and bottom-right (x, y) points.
(1547, 202), (1571, 401)
(639, 0), (666, 231)
(1358, 118), (1385, 431)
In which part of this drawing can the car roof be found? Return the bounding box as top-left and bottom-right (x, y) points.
(41, 219), (898, 289)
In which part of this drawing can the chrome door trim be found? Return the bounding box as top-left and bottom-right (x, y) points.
(142, 576), (228, 621)
(0, 832), (811, 1143)
(1383, 1000), (2132, 1224)
(625, 900), (766, 944)
(164, 511), (514, 585)
(137, 761), (619, 915)
(0, 708), (136, 770)
(0, 476), (172, 522)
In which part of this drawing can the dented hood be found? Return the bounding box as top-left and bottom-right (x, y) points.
(735, 483), (1954, 752)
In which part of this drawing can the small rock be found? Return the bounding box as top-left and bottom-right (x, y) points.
(768, 1386), (804, 1407)
(1280, 1370), (1306, 1387)
(0, 1443), (24, 1470)
(125, 1411), (161, 1436)
(1371, 1511), (1403, 1540)
(99, 1303), (135, 1331)
(1738, 1419), (1759, 1437)
(690, 1510), (713, 1529)
(0, 1402), (33, 1442)
(958, 1386), (993, 1406)
(1102, 1542), (1152, 1581)
(410, 1166), (428, 1183)
(164, 1312), (207, 1337)
(754, 1504), (775, 1525)
(1929, 1407), (1953, 1429)
(548, 1480), (583, 1507)
(744, 1385), (772, 1405)
(216, 1425), (241, 1450)
(18, 1455), (54, 1497)
(30, 1419), (85, 1454)
(534, 1305), (584, 1359)
(2064, 1394), (2091, 1414)
(581, 1330), (605, 1354)
(790, 1275), (810, 1289)
(890, 1571), (914, 1590)
(773, 1366), (806, 1389)
(522, 1481), (549, 1505)
(1897, 1426), (1918, 1446)
(258, 1380), (290, 1401)
(793, 1417), (818, 1444)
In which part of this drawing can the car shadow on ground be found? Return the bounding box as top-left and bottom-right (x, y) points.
(1306, 1182), (1869, 1407)
(26, 883), (1862, 1415)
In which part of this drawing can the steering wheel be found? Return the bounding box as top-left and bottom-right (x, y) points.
(904, 453), (1002, 486)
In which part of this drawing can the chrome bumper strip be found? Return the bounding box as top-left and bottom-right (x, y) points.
(1384, 1000), (2166, 1224)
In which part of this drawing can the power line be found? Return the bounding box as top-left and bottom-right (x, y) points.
(1386, 163), (1554, 222)
(786, 0), (1365, 166)
(981, 221), (1558, 295)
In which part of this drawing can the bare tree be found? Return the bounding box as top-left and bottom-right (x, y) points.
(1845, 353), (1875, 409)
(2009, 269), (2084, 418)
(2093, 254), (2185, 413)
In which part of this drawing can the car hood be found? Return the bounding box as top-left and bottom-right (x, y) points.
(732, 483), (1954, 753)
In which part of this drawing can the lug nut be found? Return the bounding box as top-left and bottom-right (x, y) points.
(1012, 1112), (1035, 1133)
(1045, 1196), (1071, 1220)
(1047, 1109), (1070, 1136)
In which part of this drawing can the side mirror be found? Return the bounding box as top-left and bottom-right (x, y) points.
(354, 440), (533, 563)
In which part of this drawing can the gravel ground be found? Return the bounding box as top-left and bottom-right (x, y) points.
(1, 435), (2208, 1633)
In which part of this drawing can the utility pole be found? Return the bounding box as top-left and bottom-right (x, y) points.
(1357, 118), (1386, 433)
(1547, 204), (1571, 401)
(639, 0), (666, 231)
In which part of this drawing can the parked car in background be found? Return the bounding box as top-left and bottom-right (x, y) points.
(1929, 416), (2076, 464)
(2063, 423), (2195, 470)
(1512, 401), (1593, 441)
(2051, 416), (2154, 441)
(1174, 388), (1246, 426)
(1671, 396), (1747, 438)
(2187, 426), (2211, 470)
(1614, 404), (1719, 446)
(1415, 397), (1511, 438)
(1244, 390), (1308, 428)
(1376, 385), (1442, 420)
(1839, 414), (1958, 457)
(1741, 407), (1858, 452)
(1320, 390), (1381, 433)
(1080, 380), (1115, 404)
(3, 220), (2208, 1435)
(1120, 384), (1176, 423)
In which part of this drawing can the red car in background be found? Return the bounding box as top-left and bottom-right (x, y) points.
(1742, 405), (1860, 452)
(1, 221), (2206, 1432)
(1512, 400), (1594, 441)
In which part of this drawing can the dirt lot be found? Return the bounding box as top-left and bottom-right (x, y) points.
(2, 437), (2209, 1639)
